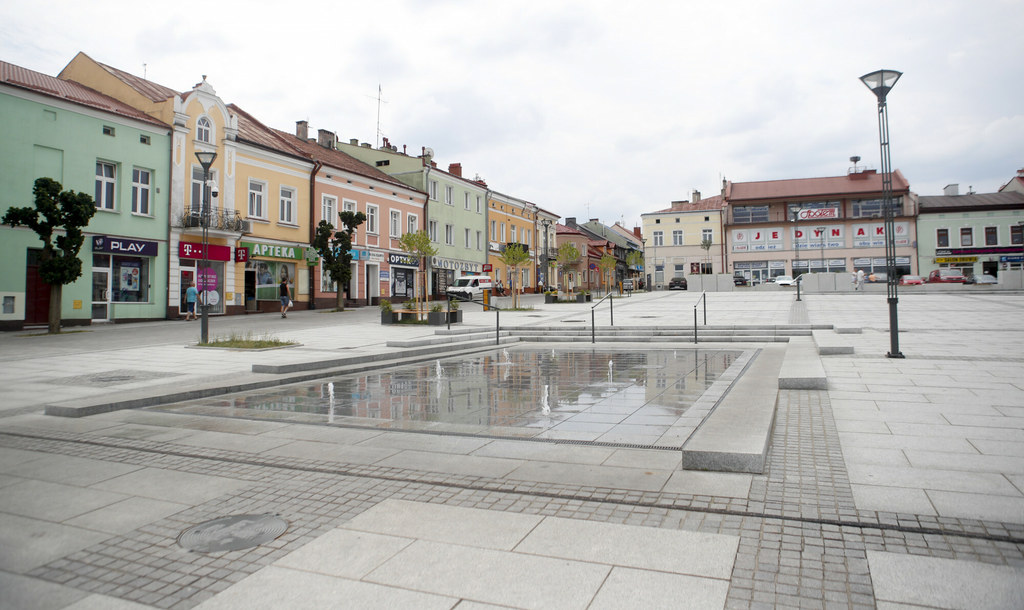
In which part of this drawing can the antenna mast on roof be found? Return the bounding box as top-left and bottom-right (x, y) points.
(375, 84), (388, 149)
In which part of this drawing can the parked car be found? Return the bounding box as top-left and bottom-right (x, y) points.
(965, 273), (998, 285)
(446, 275), (494, 300)
(622, 279), (634, 291)
(774, 275), (800, 287)
(898, 275), (924, 286)
(927, 268), (967, 283)
(668, 277), (688, 290)
(733, 275), (749, 286)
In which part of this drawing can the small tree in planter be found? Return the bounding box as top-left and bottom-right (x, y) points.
(498, 243), (530, 309)
(556, 242), (581, 295)
(397, 230), (437, 319)
(379, 298), (396, 324)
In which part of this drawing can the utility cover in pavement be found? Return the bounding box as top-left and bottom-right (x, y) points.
(178, 513), (288, 552)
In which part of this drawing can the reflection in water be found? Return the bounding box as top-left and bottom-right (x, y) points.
(179, 349), (740, 432)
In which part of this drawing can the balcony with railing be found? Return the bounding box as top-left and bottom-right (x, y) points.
(177, 207), (251, 234)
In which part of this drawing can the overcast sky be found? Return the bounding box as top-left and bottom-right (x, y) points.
(3, 0), (1022, 228)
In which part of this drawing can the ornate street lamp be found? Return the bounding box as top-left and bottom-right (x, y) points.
(540, 218), (551, 290)
(817, 226), (826, 272)
(195, 151), (217, 344)
(791, 209), (801, 301)
(860, 69), (903, 358)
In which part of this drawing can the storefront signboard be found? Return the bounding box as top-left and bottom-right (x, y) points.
(93, 236), (159, 257)
(179, 242), (231, 261)
(239, 242), (305, 260)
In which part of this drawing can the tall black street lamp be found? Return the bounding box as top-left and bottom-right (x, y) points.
(860, 69), (904, 358)
(195, 151), (217, 344)
(540, 219), (551, 289)
(817, 226), (826, 272)
(791, 209), (801, 301)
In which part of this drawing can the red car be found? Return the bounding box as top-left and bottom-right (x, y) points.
(899, 275), (924, 286)
(927, 269), (966, 283)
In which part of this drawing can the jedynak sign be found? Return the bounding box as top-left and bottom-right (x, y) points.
(797, 208), (838, 220)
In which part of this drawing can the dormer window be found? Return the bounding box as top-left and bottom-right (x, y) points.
(196, 117), (212, 143)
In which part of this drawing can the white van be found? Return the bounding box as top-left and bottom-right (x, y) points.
(446, 275), (493, 300)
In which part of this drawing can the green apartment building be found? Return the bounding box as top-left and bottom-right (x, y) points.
(1, 61), (171, 329)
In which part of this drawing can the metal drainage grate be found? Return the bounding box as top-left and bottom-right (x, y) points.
(178, 513), (288, 553)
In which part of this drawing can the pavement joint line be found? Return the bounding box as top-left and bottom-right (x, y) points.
(3, 428), (1022, 547)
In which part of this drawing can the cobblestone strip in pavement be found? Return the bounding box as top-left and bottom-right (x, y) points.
(3, 408), (1023, 609)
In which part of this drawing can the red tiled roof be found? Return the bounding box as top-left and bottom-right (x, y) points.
(226, 104), (307, 159)
(727, 170), (909, 202)
(556, 223), (586, 236)
(275, 128), (424, 194)
(1, 60), (167, 128)
(92, 56), (179, 102)
(650, 194), (725, 214)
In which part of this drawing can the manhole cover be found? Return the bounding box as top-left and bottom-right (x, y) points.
(178, 513), (288, 552)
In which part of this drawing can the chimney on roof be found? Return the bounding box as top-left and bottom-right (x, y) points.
(296, 120), (308, 140)
(449, 163), (462, 177)
(566, 217), (577, 227)
(692, 189), (701, 202)
(943, 184), (960, 196)
(349, 138), (359, 145)
(317, 129), (336, 149)
(633, 227), (642, 239)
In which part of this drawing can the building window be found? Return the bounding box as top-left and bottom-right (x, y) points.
(985, 226), (998, 246)
(490, 220), (496, 240)
(500, 223), (506, 242)
(464, 192), (470, 210)
(476, 230), (483, 250)
(131, 168), (151, 215)
(366, 204), (378, 234)
(279, 186), (296, 224)
(139, 134), (150, 145)
(428, 220), (438, 242)
(248, 180), (266, 218)
(95, 161), (116, 210)
(321, 195), (337, 225)
(936, 228), (949, 248)
(102, 125), (115, 136)
(701, 228), (713, 242)
(511, 225), (518, 243)
(444, 185), (453, 205)
(390, 210), (401, 237)
(408, 214), (418, 234)
(672, 230), (684, 246)
(196, 117), (212, 143)
(342, 199), (356, 214)
(960, 227), (973, 247)
(429, 180), (438, 200)
(732, 205), (769, 224)
(1012, 224), (1023, 246)
(476, 195), (482, 213)
(445, 223), (454, 246)
(320, 261), (337, 293)
(851, 197), (903, 218)
(524, 229), (531, 247)
(653, 231), (664, 247)
(464, 228), (471, 248)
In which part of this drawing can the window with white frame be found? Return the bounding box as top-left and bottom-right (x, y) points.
(429, 180), (438, 200)
(428, 220), (438, 242)
(366, 204), (378, 234)
(342, 199), (356, 214)
(131, 168), (151, 215)
(672, 230), (684, 246)
(490, 220), (496, 240)
(95, 161), (116, 210)
(511, 225), (517, 242)
(445, 223), (454, 246)
(279, 186), (296, 224)
(464, 192), (470, 210)
(476, 230), (483, 250)
(464, 228), (471, 248)
(476, 195), (482, 213)
(248, 180), (266, 218)
(960, 227), (973, 247)
(408, 214), (418, 234)
(196, 116), (213, 143)
(500, 223), (506, 241)
(321, 195), (337, 226)
(524, 229), (531, 247)
(320, 261), (337, 293)
(390, 210), (401, 237)
(701, 228), (713, 243)
(444, 185), (453, 205)
(653, 230), (664, 247)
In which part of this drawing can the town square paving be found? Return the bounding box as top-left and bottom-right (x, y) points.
(0, 289), (1021, 608)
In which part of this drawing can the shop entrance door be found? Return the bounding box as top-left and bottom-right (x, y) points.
(750, 268), (768, 285)
(25, 250), (50, 325)
(92, 269), (110, 321)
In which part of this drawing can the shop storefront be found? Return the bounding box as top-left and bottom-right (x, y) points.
(430, 256), (482, 297)
(91, 236), (161, 321)
(389, 253), (418, 300)
(178, 241), (230, 316)
(240, 241), (305, 312)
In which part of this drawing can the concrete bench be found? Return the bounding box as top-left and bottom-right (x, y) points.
(680, 344), (785, 474)
(779, 336), (828, 389)
(812, 329), (855, 355)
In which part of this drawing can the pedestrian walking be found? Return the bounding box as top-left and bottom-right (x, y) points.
(279, 278), (290, 318)
(185, 281), (198, 320)
(856, 269), (865, 291)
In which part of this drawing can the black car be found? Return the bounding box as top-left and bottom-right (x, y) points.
(733, 275), (749, 286)
(668, 277), (688, 290)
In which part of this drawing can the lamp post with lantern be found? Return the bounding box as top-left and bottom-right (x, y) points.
(860, 69), (903, 358)
(194, 151), (217, 344)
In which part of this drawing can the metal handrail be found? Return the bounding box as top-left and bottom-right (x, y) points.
(693, 291), (707, 344)
(448, 296), (503, 345)
(590, 292), (614, 343)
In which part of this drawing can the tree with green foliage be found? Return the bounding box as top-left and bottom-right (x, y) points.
(598, 254), (617, 294)
(2, 178), (96, 333)
(626, 250), (644, 285)
(397, 230), (437, 314)
(498, 243), (530, 309)
(556, 242), (581, 293)
(700, 237), (713, 273)
(311, 210), (366, 311)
